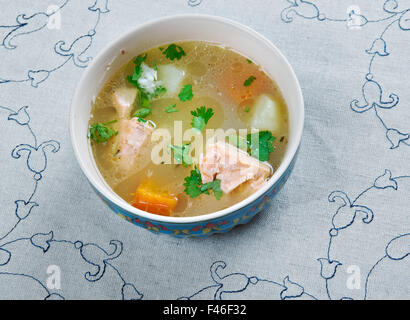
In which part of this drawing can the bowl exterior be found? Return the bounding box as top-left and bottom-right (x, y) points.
(93, 150), (298, 237)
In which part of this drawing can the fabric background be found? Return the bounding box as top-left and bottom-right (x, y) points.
(0, 0), (409, 300)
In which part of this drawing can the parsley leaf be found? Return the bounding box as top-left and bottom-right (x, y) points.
(169, 143), (192, 167)
(247, 59), (253, 64)
(247, 131), (276, 161)
(89, 120), (118, 143)
(133, 108), (151, 118)
(163, 44), (186, 61)
(165, 104), (178, 113)
(183, 166), (222, 199)
(190, 106), (214, 132)
(244, 76), (256, 87)
(178, 84), (193, 102)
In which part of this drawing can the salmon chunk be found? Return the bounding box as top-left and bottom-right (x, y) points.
(115, 118), (153, 170)
(199, 141), (272, 194)
(112, 87), (138, 118)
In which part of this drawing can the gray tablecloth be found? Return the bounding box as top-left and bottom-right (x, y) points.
(0, 0), (408, 300)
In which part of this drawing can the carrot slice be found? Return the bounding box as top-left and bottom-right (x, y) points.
(219, 67), (270, 105)
(132, 181), (178, 216)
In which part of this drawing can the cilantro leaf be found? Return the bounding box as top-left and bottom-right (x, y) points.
(191, 106), (214, 123)
(152, 85), (166, 98)
(165, 104), (178, 113)
(131, 68), (142, 82)
(133, 108), (151, 118)
(169, 143), (192, 167)
(178, 84), (193, 102)
(138, 90), (150, 108)
(227, 131), (276, 161)
(103, 120), (117, 125)
(127, 54), (147, 87)
(200, 180), (222, 200)
(226, 134), (248, 151)
(183, 166), (203, 198)
(190, 106), (214, 132)
(127, 54), (166, 108)
(134, 54), (147, 65)
(89, 120), (118, 143)
(163, 44), (186, 61)
(191, 116), (206, 132)
(247, 131), (276, 161)
(183, 166), (222, 200)
(137, 86), (166, 108)
(244, 76), (256, 87)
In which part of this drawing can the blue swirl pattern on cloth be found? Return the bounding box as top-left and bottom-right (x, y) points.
(0, 0), (408, 299)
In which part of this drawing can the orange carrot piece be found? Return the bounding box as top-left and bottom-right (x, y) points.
(132, 181), (178, 216)
(219, 67), (270, 105)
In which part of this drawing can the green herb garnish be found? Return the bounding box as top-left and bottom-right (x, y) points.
(247, 131), (275, 161)
(190, 106), (214, 132)
(133, 108), (151, 118)
(246, 59), (253, 64)
(89, 120), (118, 143)
(178, 84), (193, 102)
(200, 180), (222, 200)
(163, 44), (186, 61)
(244, 106), (250, 113)
(228, 131), (276, 161)
(165, 104), (178, 113)
(127, 54), (147, 86)
(127, 54), (166, 107)
(152, 85), (166, 97)
(227, 134), (248, 150)
(191, 117), (206, 132)
(244, 76), (256, 87)
(183, 166), (222, 200)
(183, 166), (202, 198)
(169, 143), (192, 167)
(138, 90), (150, 108)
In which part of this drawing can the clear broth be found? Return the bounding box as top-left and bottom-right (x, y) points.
(90, 41), (289, 217)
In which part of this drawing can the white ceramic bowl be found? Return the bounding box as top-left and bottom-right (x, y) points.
(70, 14), (304, 237)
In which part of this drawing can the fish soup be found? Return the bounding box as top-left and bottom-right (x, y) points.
(89, 41), (289, 217)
